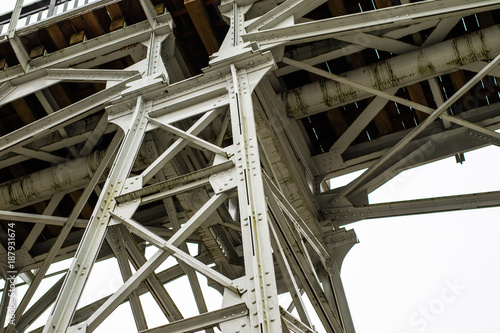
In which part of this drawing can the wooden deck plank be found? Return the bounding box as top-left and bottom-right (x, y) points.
(407, 83), (430, 123)
(82, 12), (104, 37)
(46, 24), (68, 50)
(184, 0), (219, 55)
(106, 3), (124, 20)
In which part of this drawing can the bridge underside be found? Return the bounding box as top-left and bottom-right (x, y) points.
(0, 0), (499, 332)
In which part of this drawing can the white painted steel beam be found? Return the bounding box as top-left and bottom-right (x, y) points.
(11, 195), (65, 251)
(147, 117), (227, 156)
(243, 0), (500, 46)
(422, 17), (462, 47)
(10, 0), (123, 36)
(282, 24), (500, 118)
(0, 17), (171, 83)
(0, 81), (15, 102)
(323, 191), (500, 225)
(279, 307), (315, 333)
(105, 227), (148, 331)
(345, 141), (436, 203)
(138, 0), (159, 28)
(266, 188), (343, 333)
(335, 33), (419, 55)
(85, 190), (230, 332)
(34, 89), (81, 158)
(55, 253), (212, 329)
(314, 98), (500, 183)
(14, 275), (65, 333)
(44, 69), (140, 82)
(4, 132), (122, 333)
(43, 96), (148, 333)
(263, 174), (330, 265)
(143, 139), (215, 330)
(85, 248), (173, 332)
(0, 211), (87, 228)
(269, 223), (312, 327)
(253, 78), (320, 227)
(166, 192), (230, 248)
(286, 55), (500, 141)
(275, 19), (438, 77)
(5, 1), (500, 332)
(0, 75), (138, 158)
(161, 197), (213, 332)
(320, 230), (357, 333)
(78, 113), (109, 157)
(117, 225), (183, 323)
(7, 33), (30, 72)
(27, 18), (171, 71)
(245, 0), (326, 32)
(428, 76), (452, 129)
(7, 0), (24, 38)
(334, 53), (500, 202)
(329, 89), (398, 155)
(138, 303), (248, 333)
(12, 147), (66, 164)
(228, 62), (282, 332)
(117, 161), (233, 203)
(166, 243), (239, 294)
(0, 150), (108, 210)
(461, 61), (500, 78)
(141, 109), (223, 184)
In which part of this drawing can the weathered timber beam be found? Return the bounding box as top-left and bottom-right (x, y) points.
(184, 0), (219, 55)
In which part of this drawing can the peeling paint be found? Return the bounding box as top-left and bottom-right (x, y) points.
(0, 150), (147, 209)
(417, 50), (436, 76)
(282, 24), (500, 118)
(319, 80), (357, 106)
(283, 87), (309, 117)
(320, 80), (335, 107)
(332, 80), (358, 104)
(447, 30), (489, 67)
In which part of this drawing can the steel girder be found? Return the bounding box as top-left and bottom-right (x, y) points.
(1, 0), (500, 333)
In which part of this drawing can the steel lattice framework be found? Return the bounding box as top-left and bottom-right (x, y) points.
(0, 0), (500, 332)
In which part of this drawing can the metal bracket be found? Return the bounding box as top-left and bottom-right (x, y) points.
(467, 129), (500, 146)
(67, 322), (87, 333)
(209, 148), (237, 194)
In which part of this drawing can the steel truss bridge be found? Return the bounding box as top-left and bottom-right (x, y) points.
(0, 0), (499, 332)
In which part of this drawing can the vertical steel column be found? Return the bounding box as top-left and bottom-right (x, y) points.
(323, 265), (356, 333)
(105, 227), (148, 331)
(143, 139), (214, 333)
(43, 96), (149, 333)
(227, 64), (281, 332)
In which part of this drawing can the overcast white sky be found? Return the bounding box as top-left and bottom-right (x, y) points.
(2, 1), (500, 333)
(343, 145), (500, 333)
